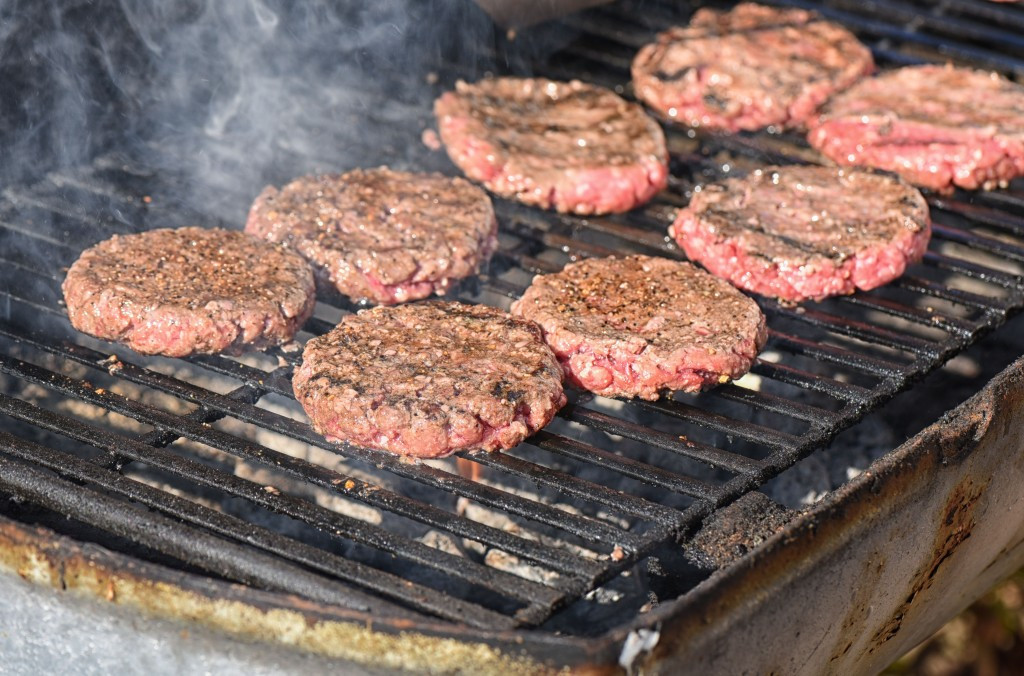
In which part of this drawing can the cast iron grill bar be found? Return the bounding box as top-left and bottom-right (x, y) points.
(0, 329), (616, 581)
(0, 410), (520, 629)
(833, 294), (976, 337)
(560, 404), (762, 474)
(921, 251), (1024, 289)
(765, 304), (943, 356)
(930, 223), (1024, 262)
(710, 384), (842, 425)
(0, 434), (496, 624)
(929, 198), (1024, 236)
(811, 0), (1024, 51)
(529, 431), (720, 500)
(91, 384), (260, 472)
(717, 0), (1024, 72)
(463, 449), (688, 525)
(970, 189), (1024, 214)
(633, 398), (800, 453)
(764, 331), (910, 376)
(939, 0), (1024, 31)
(0, 358), (574, 607)
(895, 275), (1019, 313)
(750, 360), (872, 402)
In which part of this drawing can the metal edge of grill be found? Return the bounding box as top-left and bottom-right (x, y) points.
(1, 0), (1024, 671)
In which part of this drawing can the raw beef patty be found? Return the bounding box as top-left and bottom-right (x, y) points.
(671, 166), (931, 302)
(434, 77), (668, 214)
(246, 168), (497, 305)
(808, 64), (1024, 192)
(511, 255), (767, 400)
(62, 227), (316, 357)
(631, 3), (874, 132)
(292, 301), (566, 458)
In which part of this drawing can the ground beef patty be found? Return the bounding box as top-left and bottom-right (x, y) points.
(631, 3), (874, 132)
(510, 256), (766, 400)
(808, 65), (1024, 192)
(62, 227), (316, 357)
(245, 168), (498, 305)
(433, 77), (668, 214)
(671, 166), (931, 302)
(292, 302), (566, 458)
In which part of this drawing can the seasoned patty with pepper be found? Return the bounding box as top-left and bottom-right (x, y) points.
(246, 168), (498, 305)
(292, 301), (566, 458)
(511, 255), (767, 400)
(62, 227), (316, 357)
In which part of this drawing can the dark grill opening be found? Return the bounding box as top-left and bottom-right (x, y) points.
(2, 0), (1024, 651)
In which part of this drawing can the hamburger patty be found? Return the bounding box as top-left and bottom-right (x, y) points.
(631, 3), (874, 132)
(292, 302), (566, 458)
(807, 64), (1024, 192)
(245, 168), (498, 305)
(62, 227), (316, 357)
(433, 77), (669, 215)
(510, 255), (766, 400)
(670, 166), (932, 302)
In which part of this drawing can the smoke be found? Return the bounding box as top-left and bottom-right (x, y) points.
(0, 0), (550, 222)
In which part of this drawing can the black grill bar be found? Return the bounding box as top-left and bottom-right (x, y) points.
(767, 304), (943, 356)
(931, 223), (1024, 262)
(929, 198), (1024, 236)
(0, 361), (569, 608)
(0, 433), (482, 624)
(0, 416), (518, 629)
(530, 431), (719, 500)
(895, 275), (1018, 314)
(711, 384), (841, 425)
(922, 251), (1024, 290)
(835, 294), (976, 338)
(765, 331), (908, 377)
(0, 329), (610, 583)
(561, 404), (762, 474)
(464, 449), (688, 526)
(751, 360), (872, 403)
(634, 398), (800, 453)
(747, 0), (1024, 72)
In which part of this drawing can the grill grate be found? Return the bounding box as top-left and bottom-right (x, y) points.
(2, 0), (1024, 634)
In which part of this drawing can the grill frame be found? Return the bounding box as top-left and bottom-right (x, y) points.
(2, 0), (1024, 667)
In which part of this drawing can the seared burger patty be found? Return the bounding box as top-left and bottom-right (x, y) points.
(246, 168), (498, 305)
(433, 77), (668, 215)
(292, 302), (566, 458)
(671, 166), (931, 302)
(62, 227), (316, 357)
(510, 255), (766, 401)
(808, 64), (1024, 192)
(631, 3), (873, 132)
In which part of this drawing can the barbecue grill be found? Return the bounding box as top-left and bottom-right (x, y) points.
(3, 0), (1024, 672)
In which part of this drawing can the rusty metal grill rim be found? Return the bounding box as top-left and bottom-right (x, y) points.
(0, 0), (1023, 636)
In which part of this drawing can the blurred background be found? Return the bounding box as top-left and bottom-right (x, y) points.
(887, 572), (1024, 675)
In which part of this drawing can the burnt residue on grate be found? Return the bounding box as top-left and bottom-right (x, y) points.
(1, 0), (1024, 640)
(684, 492), (796, 570)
